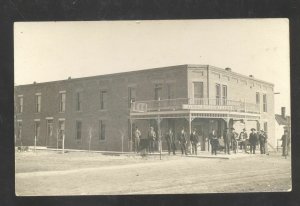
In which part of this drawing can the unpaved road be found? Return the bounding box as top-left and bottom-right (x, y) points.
(15, 151), (291, 195)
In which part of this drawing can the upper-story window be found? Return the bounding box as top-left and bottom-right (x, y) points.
(193, 82), (203, 99)
(59, 91), (66, 112)
(167, 83), (175, 100)
(35, 93), (41, 113)
(154, 84), (162, 100)
(222, 85), (227, 105)
(256, 92), (260, 104)
(100, 90), (107, 110)
(263, 94), (267, 112)
(215, 84), (221, 105)
(76, 92), (81, 111)
(17, 95), (23, 113)
(128, 87), (136, 107)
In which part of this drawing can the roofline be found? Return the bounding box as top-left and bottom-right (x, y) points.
(187, 64), (274, 87)
(15, 64), (188, 87)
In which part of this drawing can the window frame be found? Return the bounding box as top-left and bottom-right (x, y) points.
(35, 94), (41, 113)
(222, 85), (227, 105)
(99, 120), (106, 140)
(263, 94), (267, 112)
(100, 90), (108, 110)
(75, 120), (82, 140)
(215, 83), (221, 105)
(59, 92), (66, 112)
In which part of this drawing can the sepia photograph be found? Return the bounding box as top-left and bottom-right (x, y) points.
(14, 19), (291, 196)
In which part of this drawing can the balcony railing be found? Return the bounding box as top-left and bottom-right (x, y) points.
(131, 98), (260, 114)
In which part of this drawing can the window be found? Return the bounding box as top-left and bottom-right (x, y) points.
(76, 92), (81, 111)
(34, 121), (40, 139)
(47, 120), (53, 137)
(128, 87), (136, 107)
(263, 94), (267, 112)
(215, 84), (221, 105)
(256, 92), (260, 104)
(100, 91), (107, 110)
(193, 82), (203, 99)
(18, 96), (23, 113)
(222, 85), (227, 105)
(17, 121), (22, 139)
(264, 122), (268, 133)
(154, 84), (162, 100)
(167, 84), (175, 99)
(75, 120), (81, 140)
(99, 120), (106, 140)
(59, 120), (65, 140)
(59, 92), (66, 112)
(35, 94), (41, 113)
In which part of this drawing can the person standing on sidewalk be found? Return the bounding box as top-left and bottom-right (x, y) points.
(249, 128), (258, 154)
(190, 129), (199, 155)
(281, 130), (290, 156)
(209, 129), (218, 155)
(134, 127), (141, 153)
(178, 128), (187, 155)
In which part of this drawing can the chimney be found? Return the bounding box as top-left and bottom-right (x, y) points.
(225, 67), (232, 72)
(281, 107), (286, 119)
(249, 75), (254, 78)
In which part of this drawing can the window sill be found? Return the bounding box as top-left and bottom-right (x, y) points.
(59, 111), (65, 114)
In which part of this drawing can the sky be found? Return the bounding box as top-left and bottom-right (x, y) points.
(14, 19), (290, 115)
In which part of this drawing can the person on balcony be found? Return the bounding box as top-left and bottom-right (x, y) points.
(134, 127), (141, 153)
(148, 127), (156, 153)
(249, 128), (258, 154)
(178, 128), (187, 155)
(190, 129), (199, 155)
(239, 128), (249, 153)
(209, 129), (218, 155)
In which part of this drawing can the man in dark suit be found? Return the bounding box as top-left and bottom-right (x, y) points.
(249, 128), (258, 154)
(148, 126), (156, 153)
(178, 128), (187, 155)
(224, 128), (232, 155)
(209, 129), (218, 155)
(190, 129), (199, 155)
(258, 129), (266, 154)
(165, 128), (174, 155)
(281, 130), (290, 156)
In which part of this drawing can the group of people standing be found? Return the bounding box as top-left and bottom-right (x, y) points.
(132, 126), (270, 156)
(210, 127), (269, 155)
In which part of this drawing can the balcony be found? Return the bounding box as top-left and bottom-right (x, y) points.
(131, 98), (260, 114)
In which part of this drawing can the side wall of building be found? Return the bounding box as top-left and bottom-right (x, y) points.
(14, 65), (188, 151)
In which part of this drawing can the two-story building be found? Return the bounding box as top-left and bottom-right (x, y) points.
(14, 64), (275, 152)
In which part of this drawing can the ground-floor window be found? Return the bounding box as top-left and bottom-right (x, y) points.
(17, 121), (22, 139)
(264, 122), (268, 133)
(76, 120), (81, 140)
(99, 120), (106, 140)
(34, 121), (40, 139)
(59, 120), (65, 140)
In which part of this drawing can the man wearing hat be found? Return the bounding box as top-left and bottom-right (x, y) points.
(281, 130), (290, 156)
(249, 128), (258, 154)
(190, 129), (199, 155)
(209, 129), (218, 155)
(239, 128), (249, 153)
(231, 128), (238, 154)
(223, 127), (232, 155)
(258, 129), (267, 154)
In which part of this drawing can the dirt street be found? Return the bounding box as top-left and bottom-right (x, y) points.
(15, 150), (291, 195)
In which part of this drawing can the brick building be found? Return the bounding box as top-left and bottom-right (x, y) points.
(14, 64), (275, 152)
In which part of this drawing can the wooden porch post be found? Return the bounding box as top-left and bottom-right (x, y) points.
(157, 116), (162, 159)
(130, 118), (133, 152)
(189, 113), (192, 154)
